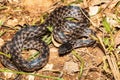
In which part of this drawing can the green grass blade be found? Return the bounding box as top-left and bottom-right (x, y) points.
(72, 50), (84, 79)
(102, 17), (111, 33)
(0, 52), (11, 58)
(0, 68), (64, 80)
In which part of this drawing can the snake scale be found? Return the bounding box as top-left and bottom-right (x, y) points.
(0, 6), (95, 72)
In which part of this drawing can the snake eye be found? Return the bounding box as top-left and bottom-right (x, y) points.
(65, 17), (79, 23)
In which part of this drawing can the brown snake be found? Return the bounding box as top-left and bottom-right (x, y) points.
(0, 5), (96, 72)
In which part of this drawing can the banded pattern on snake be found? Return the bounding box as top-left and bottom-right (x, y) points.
(0, 6), (95, 72)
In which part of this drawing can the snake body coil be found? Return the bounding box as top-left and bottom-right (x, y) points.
(0, 6), (95, 72)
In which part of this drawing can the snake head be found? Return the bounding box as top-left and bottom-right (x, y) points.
(58, 42), (73, 55)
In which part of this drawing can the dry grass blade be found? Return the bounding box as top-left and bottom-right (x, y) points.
(0, 0), (120, 80)
(97, 35), (120, 80)
(106, 53), (120, 80)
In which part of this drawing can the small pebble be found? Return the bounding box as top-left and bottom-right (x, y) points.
(42, 64), (53, 70)
(63, 61), (79, 75)
(89, 6), (99, 16)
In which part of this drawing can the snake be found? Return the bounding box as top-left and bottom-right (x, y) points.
(0, 5), (96, 72)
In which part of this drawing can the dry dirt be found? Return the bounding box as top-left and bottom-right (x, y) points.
(0, 0), (120, 80)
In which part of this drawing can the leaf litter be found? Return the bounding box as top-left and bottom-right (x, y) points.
(0, 0), (120, 80)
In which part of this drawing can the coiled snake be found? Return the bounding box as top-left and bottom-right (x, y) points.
(0, 6), (95, 72)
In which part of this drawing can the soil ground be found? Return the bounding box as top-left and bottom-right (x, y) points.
(0, 0), (120, 80)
